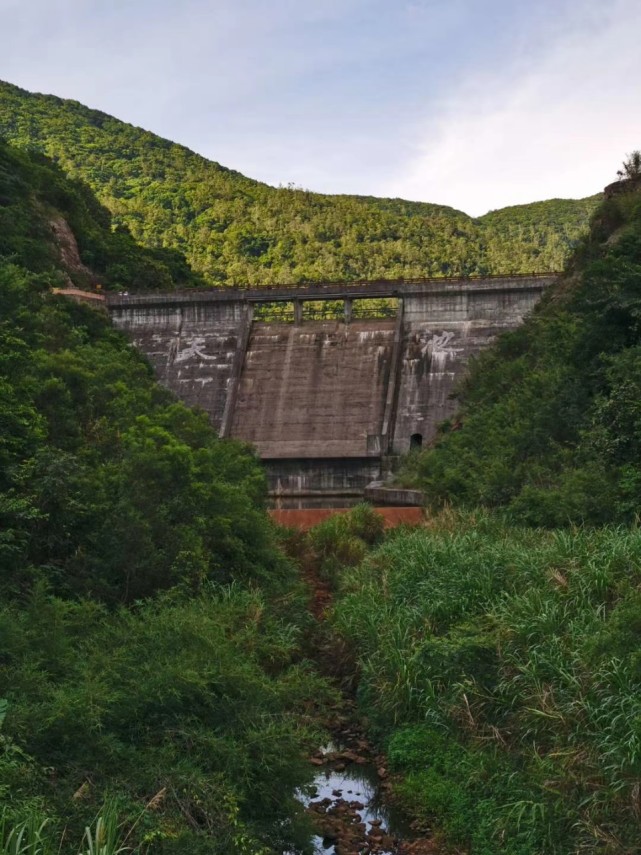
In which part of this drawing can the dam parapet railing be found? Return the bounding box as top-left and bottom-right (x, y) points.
(105, 272), (558, 308)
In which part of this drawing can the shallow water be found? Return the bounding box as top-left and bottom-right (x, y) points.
(298, 741), (411, 854)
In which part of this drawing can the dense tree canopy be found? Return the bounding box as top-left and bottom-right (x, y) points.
(403, 183), (641, 525)
(0, 137), (200, 290)
(0, 135), (325, 853)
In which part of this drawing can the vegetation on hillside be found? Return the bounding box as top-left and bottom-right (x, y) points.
(0, 138), (327, 852)
(4, 74), (641, 855)
(0, 138), (199, 290)
(295, 172), (641, 854)
(0, 80), (598, 286)
(400, 177), (641, 526)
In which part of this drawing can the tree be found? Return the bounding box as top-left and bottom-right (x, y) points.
(617, 149), (641, 180)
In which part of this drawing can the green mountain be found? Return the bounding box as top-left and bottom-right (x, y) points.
(0, 136), (200, 289)
(403, 177), (641, 526)
(0, 80), (599, 287)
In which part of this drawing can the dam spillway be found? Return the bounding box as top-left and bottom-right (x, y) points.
(106, 275), (554, 505)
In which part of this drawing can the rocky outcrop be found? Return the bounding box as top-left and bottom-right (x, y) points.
(49, 214), (95, 286)
(603, 175), (641, 198)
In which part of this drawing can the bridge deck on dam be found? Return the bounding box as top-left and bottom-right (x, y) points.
(107, 274), (556, 501)
(107, 272), (555, 307)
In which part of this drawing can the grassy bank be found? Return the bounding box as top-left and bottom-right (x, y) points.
(302, 508), (641, 853)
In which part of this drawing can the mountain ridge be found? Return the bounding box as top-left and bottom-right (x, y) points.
(0, 79), (600, 287)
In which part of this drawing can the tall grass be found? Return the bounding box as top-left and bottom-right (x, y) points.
(331, 511), (641, 853)
(0, 814), (51, 855)
(0, 805), (128, 855)
(80, 806), (128, 855)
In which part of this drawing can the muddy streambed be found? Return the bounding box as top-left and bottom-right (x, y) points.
(292, 726), (436, 855)
(303, 740), (408, 854)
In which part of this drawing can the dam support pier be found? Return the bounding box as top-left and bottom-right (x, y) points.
(107, 275), (554, 506)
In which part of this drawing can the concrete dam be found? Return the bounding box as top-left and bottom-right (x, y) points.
(106, 275), (554, 506)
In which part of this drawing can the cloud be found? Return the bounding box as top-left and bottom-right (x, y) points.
(379, 0), (641, 215)
(2, 0), (640, 215)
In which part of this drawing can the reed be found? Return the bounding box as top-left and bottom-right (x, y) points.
(0, 805), (128, 855)
(331, 510), (641, 853)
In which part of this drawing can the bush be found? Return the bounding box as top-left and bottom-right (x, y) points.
(0, 585), (327, 852)
(306, 504), (385, 587)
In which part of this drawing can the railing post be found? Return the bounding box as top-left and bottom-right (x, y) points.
(344, 298), (353, 324)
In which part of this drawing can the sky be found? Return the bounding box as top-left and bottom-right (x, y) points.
(1, 0), (640, 216)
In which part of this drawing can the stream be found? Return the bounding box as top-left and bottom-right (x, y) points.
(291, 715), (435, 855)
(303, 740), (408, 854)
(284, 539), (436, 855)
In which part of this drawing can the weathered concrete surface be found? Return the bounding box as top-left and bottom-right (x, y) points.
(109, 302), (246, 431)
(266, 458), (382, 502)
(232, 320), (396, 458)
(363, 483), (425, 506)
(107, 275), (554, 500)
(392, 284), (544, 453)
(108, 273), (554, 306)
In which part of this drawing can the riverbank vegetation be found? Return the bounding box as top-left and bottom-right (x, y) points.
(315, 175), (641, 853)
(284, 497), (641, 852)
(329, 511), (641, 853)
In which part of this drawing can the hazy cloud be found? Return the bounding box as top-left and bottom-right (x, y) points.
(380, 0), (641, 214)
(1, 0), (639, 213)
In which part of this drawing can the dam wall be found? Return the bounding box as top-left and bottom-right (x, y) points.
(107, 275), (554, 501)
(108, 301), (250, 431)
(393, 283), (545, 453)
(232, 320), (396, 459)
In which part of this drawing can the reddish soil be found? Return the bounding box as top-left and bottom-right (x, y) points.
(270, 506), (424, 531)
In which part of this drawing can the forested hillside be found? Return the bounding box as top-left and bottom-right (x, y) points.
(402, 176), (641, 526)
(0, 80), (598, 287)
(0, 137), (199, 289)
(5, 72), (641, 855)
(0, 139), (327, 852)
(321, 176), (641, 854)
